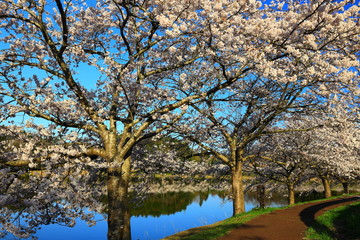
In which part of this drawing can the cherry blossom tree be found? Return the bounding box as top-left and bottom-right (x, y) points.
(304, 98), (360, 198)
(250, 98), (360, 202)
(0, 1), (359, 238)
(173, 0), (359, 215)
(132, 136), (209, 178)
(249, 128), (314, 205)
(0, 0), (265, 238)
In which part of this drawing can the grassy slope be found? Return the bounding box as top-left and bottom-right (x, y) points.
(163, 193), (360, 240)
(163, 207), (279, 240)
(305, 200), (360, 240)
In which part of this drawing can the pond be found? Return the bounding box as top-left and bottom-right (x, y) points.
(129, 190), (287, 240)
(2, 170), (354, 240)
(2, 188), (290, 240)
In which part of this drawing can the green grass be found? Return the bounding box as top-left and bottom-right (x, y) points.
(185, 207), (278, 240)
(163, 207), (281, 240)
(305, 200), (360, 240)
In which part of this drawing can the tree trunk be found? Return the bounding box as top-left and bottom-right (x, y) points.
(107, 155), (132, 240)
(287, 183), (295, 205)
(321, 177), (332, 198)
(256, 184), (266, 208)
(342, 181), (349, 194)
(231, 161), (245, 215)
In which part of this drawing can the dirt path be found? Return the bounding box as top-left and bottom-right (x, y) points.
(218, 195), (360, 240)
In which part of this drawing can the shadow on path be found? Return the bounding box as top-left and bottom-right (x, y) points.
(299, 196), (360, 227)
(299, 196), (360, 240)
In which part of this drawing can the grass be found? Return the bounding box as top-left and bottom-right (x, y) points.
(163, 193), (360, 240)
(163, 207), (281, 240)
(305, 200), (360, 240)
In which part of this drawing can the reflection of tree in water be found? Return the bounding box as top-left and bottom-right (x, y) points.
(131, 192), (197, 217)
(0, 165), (229, 239)
(130, 191), (227, 217)
(245, 190), (289, 207)
(1, 165), (342, 240)
(0, 166), (106, 239)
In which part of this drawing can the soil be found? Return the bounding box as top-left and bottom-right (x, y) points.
(218, 195), (360, 240)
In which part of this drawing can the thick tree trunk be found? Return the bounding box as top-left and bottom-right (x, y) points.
(231, 161), (245, 215)
(321, 177), (332, 198)
(287, 183), (295, 205)
(107, 155), (132, 240)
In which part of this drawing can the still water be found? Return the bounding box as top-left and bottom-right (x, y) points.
(29, 190), (287, 240)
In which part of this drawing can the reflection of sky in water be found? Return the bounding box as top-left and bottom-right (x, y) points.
(22, 193), (286, 240)
(35, 217), (107, 240)
(31, 195), (234, 240)
(132, 195), (234, 240)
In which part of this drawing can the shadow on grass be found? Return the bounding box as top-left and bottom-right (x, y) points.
(333, 201), (360, 239)
(175, 223), (240, 240)
(173, 222), (268, 240)
(302, 197), (360, 239)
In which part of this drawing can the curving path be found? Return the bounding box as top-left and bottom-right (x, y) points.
(218, 195), (360, 240)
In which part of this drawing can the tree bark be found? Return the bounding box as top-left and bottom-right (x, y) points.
(287, 183), (295, 205)
(321, 177), (332, 198)
(107, 155), (132, 240)
(257, 184), (266, 208)
(231, 160), (245, 215)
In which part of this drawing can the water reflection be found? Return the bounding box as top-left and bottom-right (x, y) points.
(31, 192), (232, 240)
(0, 175), (269, 240)
(130, 191), (228, 217)
(1, 173), (353, 240)
(131, 192), (233, 240)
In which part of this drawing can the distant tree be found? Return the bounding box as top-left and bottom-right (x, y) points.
(132, 136), (209, 178)
(134, 136), (196, 162)
(304, 99), (360, 198)
(249, 126), (314, 205)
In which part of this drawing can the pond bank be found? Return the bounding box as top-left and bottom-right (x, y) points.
(162, 194), (360, 240)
